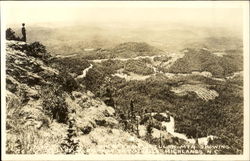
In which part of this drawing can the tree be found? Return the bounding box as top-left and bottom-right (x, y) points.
(58, 71), (79, 93)
(146, 115), (154, 142)
(60, 118), (79, 154)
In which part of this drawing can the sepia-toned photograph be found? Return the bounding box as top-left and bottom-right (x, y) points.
(1, 1), (249, 160)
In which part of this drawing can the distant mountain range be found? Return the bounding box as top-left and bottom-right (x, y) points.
(12, 23), (242, 56)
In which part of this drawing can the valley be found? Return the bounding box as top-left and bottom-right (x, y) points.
(5, 31), (244, 155)
(58, 41), (243, 154)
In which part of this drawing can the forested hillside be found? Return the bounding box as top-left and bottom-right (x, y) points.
(167, 48), (243, 78)
(48, 41), (244, 154)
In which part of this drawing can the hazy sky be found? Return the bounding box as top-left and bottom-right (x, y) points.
(2, 1), (245, 30)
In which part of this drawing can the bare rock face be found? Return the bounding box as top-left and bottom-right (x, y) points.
(6, 41), (66, 154)
(20, 100), (50, 128)
(67, 91), (118, 135)
(6, 41), (58, 129)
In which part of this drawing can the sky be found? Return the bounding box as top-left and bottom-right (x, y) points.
(1, 1), (245, 30)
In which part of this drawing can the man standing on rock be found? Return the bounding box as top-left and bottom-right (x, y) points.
(21, 23), (26, 42)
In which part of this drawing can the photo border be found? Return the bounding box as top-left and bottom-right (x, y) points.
(1, 1), (249, 161)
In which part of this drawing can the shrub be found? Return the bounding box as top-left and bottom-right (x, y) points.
(6, 28), (20, 41)
(26, 42), (47, 58)
(40, 85), (69, 123)
(57, 71), (79, 93)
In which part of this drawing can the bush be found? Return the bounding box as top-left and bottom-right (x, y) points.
(6, 28), (20, 41)
(26, 42), (47, 58)
(57, 71), (79, 93)
(40, 85), (69, 123)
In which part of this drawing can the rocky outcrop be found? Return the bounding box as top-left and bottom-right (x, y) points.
(65, 91), (119, 135)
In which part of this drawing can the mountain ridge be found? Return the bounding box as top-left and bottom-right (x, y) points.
(5, 40), (161, 154)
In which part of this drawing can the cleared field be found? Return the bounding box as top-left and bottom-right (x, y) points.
(171, 84), (219, 101)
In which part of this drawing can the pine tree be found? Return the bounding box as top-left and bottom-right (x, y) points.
(146, 115), (153, 143)
(60, 118), (79, 154)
